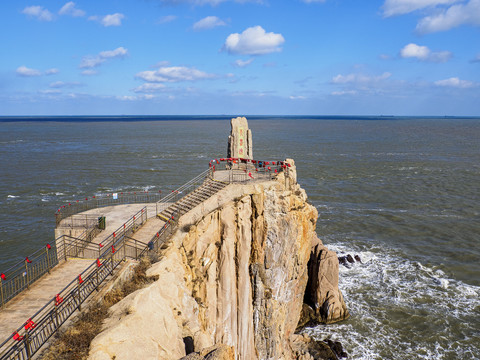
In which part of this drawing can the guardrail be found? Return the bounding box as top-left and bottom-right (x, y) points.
(0, 207), (149, 360)
(0, 224), (104, 309)
(0, 245), (59, 309)
(155, 169), (211, 216)
(55, 191), (162, 228)
(209, 157), (291, 182)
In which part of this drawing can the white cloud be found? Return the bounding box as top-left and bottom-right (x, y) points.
(331, 90), (358, 96)
(472, 54), (480, 62)
(45, 68), (60, 75)
(157, 15), (177, 24)
(233, 59), (254, 67)
(416, 0), (480, 33)
(101, 13), (125, 26)
(22, 5), (54, 21)
(382, 0), (460, 17)
(39, 89), (62, 95)
(400, 43), (430, 59)
(302, 0), (326, 3)
(79, 57), (105, 69)
(16, 66), (42, 77)
(49, 81), (83, 88)
(136, 66), (217, 82)
(331, 72), (392, 84)
(81, 69), (98, 76)
(133, 83), (167, 93)
(400, 43), (452, 62)
(193, 16), (226, 30)
(79, 47), (128, 69)
(99, 47), (128, 59)
(289, 95), (306, 99)
(89, 13), (125, 27)
(59, 2), (85, 17)
(224, 26), (285, 55)
(434, 77), (475, 88)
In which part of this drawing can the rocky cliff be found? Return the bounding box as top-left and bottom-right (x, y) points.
(88, 161), (348, 360)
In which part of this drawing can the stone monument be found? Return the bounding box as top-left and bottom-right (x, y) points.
(227, 116), (253, 159)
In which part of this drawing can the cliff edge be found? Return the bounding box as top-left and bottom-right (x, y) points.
(88, 160), (348, 360)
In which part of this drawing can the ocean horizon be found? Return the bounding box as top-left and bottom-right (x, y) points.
(1, 116), (479, 359)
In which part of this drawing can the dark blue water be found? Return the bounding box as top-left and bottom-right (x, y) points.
(1, 117), (479, 359)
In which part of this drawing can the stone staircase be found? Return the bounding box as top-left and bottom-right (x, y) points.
(157, 178), (228, 223)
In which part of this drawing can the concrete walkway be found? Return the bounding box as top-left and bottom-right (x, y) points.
(0, 259), (92, 341)
(0, 203), (165, 344)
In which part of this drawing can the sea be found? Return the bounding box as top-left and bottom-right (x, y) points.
(0, 116), (479, 359)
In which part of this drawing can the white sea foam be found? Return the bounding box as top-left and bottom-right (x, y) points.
(305, 242), (480, 359)
(7, 195), (18, 199)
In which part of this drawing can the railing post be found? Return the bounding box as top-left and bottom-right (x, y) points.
(63, 236), (67, 261)
(96, 267), (99, 290)
(25, 259), (29, 289)
(54, 304), (60, 329)
(25, 331), (32, 360)
(77, 281), (82, 311)
(46, 246), (51, 274)
(0, 278), (4, 308)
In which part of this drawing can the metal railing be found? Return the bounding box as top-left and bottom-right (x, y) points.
(0, 208), (149, 360)
(0, 160), (291, 359)
(155, 169), (211, 216)
(57, 214), (100, 229)
(55, 191), (163, 227)
(0, 245), (59, 309)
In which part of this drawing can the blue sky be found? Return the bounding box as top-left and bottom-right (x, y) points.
(1, 0), (479, 115)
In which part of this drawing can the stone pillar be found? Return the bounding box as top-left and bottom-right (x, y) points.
(227, 117), (253, 159)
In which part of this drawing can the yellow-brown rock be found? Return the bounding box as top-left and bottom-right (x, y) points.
(88, 163), (348, 360)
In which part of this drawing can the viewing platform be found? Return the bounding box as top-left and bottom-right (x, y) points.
(0, 158), (292, 360)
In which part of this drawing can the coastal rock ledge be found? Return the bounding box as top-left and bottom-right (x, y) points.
(88, 160), (349, 360)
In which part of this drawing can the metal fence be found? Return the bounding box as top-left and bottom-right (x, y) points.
(56, 214), (100, 229)
(0, 245), (59, 309)
(155, 169), (211, 216)
(55, 191), (163, 227)
(0, 224), (104, 309)
(0, 207), (149, 360)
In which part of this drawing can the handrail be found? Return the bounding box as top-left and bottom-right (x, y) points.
(0, 207), (148, 360)
(55, 190), (163, 228)
(0, 160), (291, 359)
(0, 244), (59, 309)
(155, 169), (211, 216)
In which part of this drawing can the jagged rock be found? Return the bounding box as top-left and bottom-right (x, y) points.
(291, 334), (339, 360)
(88, 161), (347, 360)
(326, 339), (348, 359)
(305, 242), (349, 324)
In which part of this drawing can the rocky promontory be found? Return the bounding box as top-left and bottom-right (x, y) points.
(87, 156), (348, 360)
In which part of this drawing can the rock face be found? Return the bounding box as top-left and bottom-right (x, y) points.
(227, 116), (253, 159)
(88, 163), (348, 360)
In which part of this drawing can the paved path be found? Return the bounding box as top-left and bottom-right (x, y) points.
(0, 203), (166, 344)
(0, 259), (92, 341)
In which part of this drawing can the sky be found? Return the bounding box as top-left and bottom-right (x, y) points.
(1, 0), (479, 116)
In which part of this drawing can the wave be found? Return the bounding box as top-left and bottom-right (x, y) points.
(303, 243), (480, 359)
